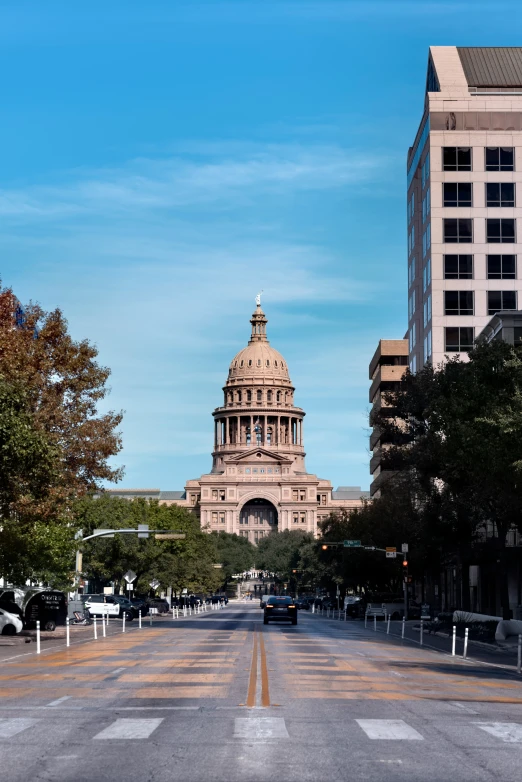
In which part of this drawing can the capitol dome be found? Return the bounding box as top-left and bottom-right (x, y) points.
(226, 304), (292, 387)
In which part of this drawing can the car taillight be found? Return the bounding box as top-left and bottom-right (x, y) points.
(266, 605), (273, 608)
(288, 605), (295, 608)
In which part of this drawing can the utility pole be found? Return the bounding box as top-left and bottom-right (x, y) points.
(402, 543), (409, 621)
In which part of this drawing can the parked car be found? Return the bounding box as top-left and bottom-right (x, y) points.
(0, 607), (23, 636)
(147, 597), (170, 614)
(264, 596), (298, 625)
(295, 599), (310, 610)
(83, 594), (134, 621)
(130, 597), (149, 616)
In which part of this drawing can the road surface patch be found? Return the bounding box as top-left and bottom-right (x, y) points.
(93, 718), (163, 740)
(475, 723), (522, 743)
(356, 719), (424, 740)
(0, 718), (40, 738)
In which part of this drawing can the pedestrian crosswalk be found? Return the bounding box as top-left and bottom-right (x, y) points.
(1, 715), (522, 744)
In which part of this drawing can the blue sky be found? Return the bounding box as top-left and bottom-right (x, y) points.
(2, 0), (522, 492)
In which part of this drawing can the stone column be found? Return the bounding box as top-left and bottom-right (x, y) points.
(226, 417), (230, 445)
(250, 415), (253, 446)
(236, 416), (240, 444)
(214, 420), (217, 448)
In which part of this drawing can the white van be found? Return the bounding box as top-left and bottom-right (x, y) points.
(83, 594), (134, 620)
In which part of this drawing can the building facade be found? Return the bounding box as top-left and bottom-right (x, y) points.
(106, 302), (368, 540)
(407, 46), (522, 372)
(368, 339), (408, 497)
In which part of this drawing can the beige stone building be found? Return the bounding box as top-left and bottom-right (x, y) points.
(407, 47), (522, 372)
(368, 339), (409, 497)
(106, 302), (368, 540)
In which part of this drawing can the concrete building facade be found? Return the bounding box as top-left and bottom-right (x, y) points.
(106, 302), (368, 541)
(368, 339), (409, 497)
(407, 46), (522, 371)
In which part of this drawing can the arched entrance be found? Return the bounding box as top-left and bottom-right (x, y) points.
(240, 498), (278, 545)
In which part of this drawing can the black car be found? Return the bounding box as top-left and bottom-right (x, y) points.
(147, 597), (170, 614)
(130, 597), (149, 616)
(295, 598), (310, 610)
(263, 596), (297, 625)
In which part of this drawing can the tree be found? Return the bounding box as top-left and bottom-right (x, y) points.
(209, 532), (256, 588)
(375, 339), (522, 617)
(75, 495), (222, 596)
(0, 284), (124, 585)
(256, 530), (313, 589)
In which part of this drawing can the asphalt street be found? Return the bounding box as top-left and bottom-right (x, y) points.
(1, 601), (522, 782)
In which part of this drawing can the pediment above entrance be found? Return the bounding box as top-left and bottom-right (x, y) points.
(226, 447), (292, 465)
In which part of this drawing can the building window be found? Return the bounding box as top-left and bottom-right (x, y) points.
(267, 390), (272, 403)
(487, 255), (516, 279)
(245, 468), (251, 474)
(409, 322), (417, 351)
(190, 493), (197, 505)
(443, 147), (472, 171)
(444, 218), (473, 243)
(444, 254), (473, 279)
(246, 390), (251, 402)
(293, 512), (299, 525)
(444, 291), (474, 315)
(423, 330), (432, 364)
(219, 490), (226, 501)
(407, 192), (415, 224)
(409, 355), (417, 374)
(408, 258), (416, 287)
(212, 512), (218, 523)
(408, 290), (416, 320)
(421, 152), (430, 188)
(423, 294), (432, 327)
(219, 512), (225, 525)
(423, 258), (431, 292)
(212, 489), (218, 501)
(422, 224), (431, 257)
(299, 489), (306, 501)
(248, 360), (252, 366)
(486, 183), (515, 207)
(257, 390), (262, 402)
(486, 218), (516, 243)
(237, 390), (242, 403)
(443, 182), (472, 207)
(445, 327), (474, 352)
(488, 290), (517, 315)
(292, 489), (298, 501)
(300, 513), (306, 524)
(276, 391), (281, 403)
(422, 188), (430, 222)
(485, 147), (514, 171)
(408, 226), (415, 256)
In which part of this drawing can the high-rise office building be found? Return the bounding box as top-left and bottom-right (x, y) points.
(407, 47), (522, 370)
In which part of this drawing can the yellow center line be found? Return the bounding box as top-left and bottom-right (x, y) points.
(259, 629), (270, 708)
(246, 628), (258, 707)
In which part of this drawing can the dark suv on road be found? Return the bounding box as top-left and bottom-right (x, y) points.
(263, 596), (297, 625)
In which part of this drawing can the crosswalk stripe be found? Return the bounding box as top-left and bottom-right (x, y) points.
(356, 719), (424, 740)
(234, 718), (289, 739)
(0, 718), (40, 738)
(475, 722), (522, 743)
(93, 718), (163, 740)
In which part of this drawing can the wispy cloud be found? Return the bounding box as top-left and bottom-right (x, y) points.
(0, 141), (388, 221)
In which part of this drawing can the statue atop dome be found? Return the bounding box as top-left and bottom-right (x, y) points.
(255, 291), (263, 307)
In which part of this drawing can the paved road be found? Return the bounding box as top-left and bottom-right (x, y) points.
(1, 602), (522, 782)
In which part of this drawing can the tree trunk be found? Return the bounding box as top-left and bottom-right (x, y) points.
(498, 545), (512, 620)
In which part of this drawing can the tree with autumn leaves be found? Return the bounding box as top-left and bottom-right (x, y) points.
(0, 283), (124, 585)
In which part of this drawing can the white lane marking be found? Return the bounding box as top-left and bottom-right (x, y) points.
(475, 722), (522, 743)
(0, 718), (40, 738)
(93, 718), (163, 740)
(356, 720), (424, 740)
(110, 668), (126, 675)
(451, 702), (478, 715)
(377, 760), (403, 764)
(389, 671), (407, 678)
(234, 718), (289, 739)
(47, 696), (71, 707)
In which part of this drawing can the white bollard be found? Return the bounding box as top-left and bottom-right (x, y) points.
(36, 620), (41, 654)
(463, 627), (469, 659)
(401, 617), (405, 639)
(420, 619), (424, 646)
(66, 617), (70, 647)
(452, 625), (457, 656)
(312, 603), (315, 614)
(518, 634), (522, 676)
(139, 610), (142, 629)
(94, 616), (98, 640)
(172, 607), (175, 620)
(387, 616), (391, 635)
(374, 614), (377, 632)
(122, 612), (125, 634)
(102, 614), (106, 638)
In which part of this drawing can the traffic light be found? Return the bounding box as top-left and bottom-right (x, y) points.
(322, 545), (328, 550)
(403, 559), (408, 568)
(292, 569), (297, 574)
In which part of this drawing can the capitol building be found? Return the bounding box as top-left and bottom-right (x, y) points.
(107, 300), (368, 541)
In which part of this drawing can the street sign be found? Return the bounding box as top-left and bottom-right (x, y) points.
(124, 570), (137, 583)
(138, 524), (149, 539)
(127, 583), (134, 591)
(154, 533), (186, 540)
(343, 540), (361, 547)
(213, 563), (223, 569)
(402, 543), (409, 553)
(93, 528), (114, 538)
(149, 579), (160, 589)
(386, 551), (397, 559)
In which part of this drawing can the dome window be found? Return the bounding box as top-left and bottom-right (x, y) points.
(266, 360), (270, 367)
(267, 390), (272, 403)
(247, 390), (252, 402)
(248, 360), (252, 367)
(277, 391), (281, 402)
(257, 359), (261, 367)
(274, 361), (278, 367)
(257, 390), (262, 402)
(237, 390), (242, 403)
(240, 360), (244, 367)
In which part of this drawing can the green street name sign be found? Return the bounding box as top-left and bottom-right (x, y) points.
(343, 540), (362, 548)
